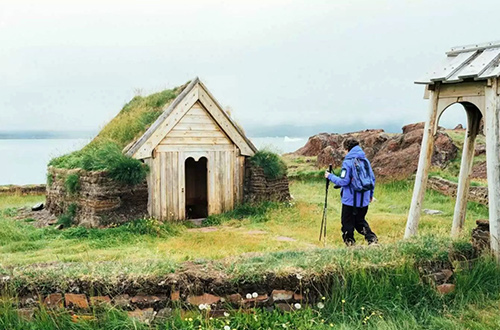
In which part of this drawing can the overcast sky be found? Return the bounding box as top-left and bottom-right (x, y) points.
(1, 0), (500, 136)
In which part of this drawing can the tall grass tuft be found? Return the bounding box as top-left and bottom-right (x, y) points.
(250, 150), (287, 180)
(64, 173), (80, 194)
(49, 142), (148, 185)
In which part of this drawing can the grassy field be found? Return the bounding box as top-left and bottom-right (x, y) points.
(0, 178), (488, 270)
(0, 148), (498, 329)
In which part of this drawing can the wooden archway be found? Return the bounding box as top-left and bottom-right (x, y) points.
(405, 41), (500, 262)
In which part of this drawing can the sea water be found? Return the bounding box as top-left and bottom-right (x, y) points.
(0, 137), (307, 185)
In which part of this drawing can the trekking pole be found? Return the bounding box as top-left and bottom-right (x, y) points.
(319, 164), (332, 246)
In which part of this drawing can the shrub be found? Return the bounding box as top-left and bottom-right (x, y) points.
(64, 173), (80, 194)
(57, 203), (78, 227)
(46, 173), (53, 187)
(50, 142), (148, 185)
(250, 150), (287, 180)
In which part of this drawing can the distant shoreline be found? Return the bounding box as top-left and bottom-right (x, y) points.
(0, 131), (97, 140)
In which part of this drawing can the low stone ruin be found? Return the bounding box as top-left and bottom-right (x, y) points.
(427, 176), (488, 206)
(472, 219), (490, 254)
(46, 167), (148, 227)
(244, 163), (291, 203)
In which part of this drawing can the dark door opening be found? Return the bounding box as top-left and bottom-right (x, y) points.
(185, 157), (208, 219)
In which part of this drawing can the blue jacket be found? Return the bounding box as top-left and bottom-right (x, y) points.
(327, 145), (375, 208)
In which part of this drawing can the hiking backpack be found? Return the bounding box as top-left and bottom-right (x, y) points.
(350, 158), (375, 209)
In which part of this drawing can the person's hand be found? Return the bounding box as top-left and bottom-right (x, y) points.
(324, 171), (330, 179)
(370, 197), (374, 203)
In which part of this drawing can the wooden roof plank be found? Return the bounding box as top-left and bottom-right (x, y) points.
(452, 47), (500, 80)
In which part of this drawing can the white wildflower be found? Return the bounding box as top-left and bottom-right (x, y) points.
(246, 293), (252, 299)
(224, 326), (231, 330)
(294, 303), (301, 310)
(198, 304), (206, 310)
(224, 312), (230, 317)
(296, 274), (303, 280)
(317, 302), (325, 309)
(252, 292), (258, 298)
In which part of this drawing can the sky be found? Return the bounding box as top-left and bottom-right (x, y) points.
(1, 0), (500, 137)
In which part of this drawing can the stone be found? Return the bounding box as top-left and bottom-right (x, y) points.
(474, 144), (486, 156)
(242, 293), (269, 306)
(127, 308), (155, 324)
(187, 293), (221, 306)
(65, 293), (89, 309)
(44, 293), (63, 309)
(90, 296), (111, 306)
(293, 293), (304, 301)
(19, 295), (38, 307)
(454, 124), (464, 130)
(275, 303), (292, 312)
(31, 202), (44, 211)
(130, 295), (161, 305)
(316, 146), (345, 168)
(17, 308), (35, 321)
(226, 293), (242, 304)
(170, 291), (180, 301)
(471, 161), (487, 179)
(113, 294), (131, 308)
(294, 122), (458, 180)
(436, 283), (455, 294)
(271, 290), (294, 302)
(155, 307), (173, 320)
(423, 209), (443, 215)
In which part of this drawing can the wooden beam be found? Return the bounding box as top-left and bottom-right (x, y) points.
(485, 78), (500, 261)
(451, 107), (481, 236)
(405, 85), (441, 238)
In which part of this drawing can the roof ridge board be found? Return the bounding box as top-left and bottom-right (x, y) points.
(124, 77), (200, 156)
(447, 40), (500, 56)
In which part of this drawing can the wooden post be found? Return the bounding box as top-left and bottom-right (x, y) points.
(451, 108), (480, 237)
(404, 86), (440, 238)
(485, 78), (500, 261)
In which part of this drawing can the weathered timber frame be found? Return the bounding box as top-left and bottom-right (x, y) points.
(406, 41), (500, 262)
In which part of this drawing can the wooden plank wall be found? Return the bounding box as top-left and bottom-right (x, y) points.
(145, 101), (247, 221)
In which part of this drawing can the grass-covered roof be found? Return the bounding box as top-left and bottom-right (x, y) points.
(49, 82), (189, 184)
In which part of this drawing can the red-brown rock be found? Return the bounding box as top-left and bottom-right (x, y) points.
(471, 161), (487, 179)
(44, 293), (63, 309)
(170, 291), (180, 302)
(187, 293), (221, 306)
(65, 293), (89, 309)
(436, 283), (455, 294)
(226, 293), (242, 304)
(128, 308), (155, 324)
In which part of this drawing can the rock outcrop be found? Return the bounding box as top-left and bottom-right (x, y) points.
(295, 123), (458, 179)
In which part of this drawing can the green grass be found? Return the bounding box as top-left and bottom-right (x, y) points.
(250, 150), (288, 180)
(49, 141), (149, 185)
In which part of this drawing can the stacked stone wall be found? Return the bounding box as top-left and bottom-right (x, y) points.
(46, 167), (148, 227)
(243, 164), (290, 203)
(0, 184), (46, 196)
(427, 176), (488, 206)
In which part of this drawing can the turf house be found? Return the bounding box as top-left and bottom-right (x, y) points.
(46, 78), (289, 227)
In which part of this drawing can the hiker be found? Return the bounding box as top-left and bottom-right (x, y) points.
(324, 138), (378, 246)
